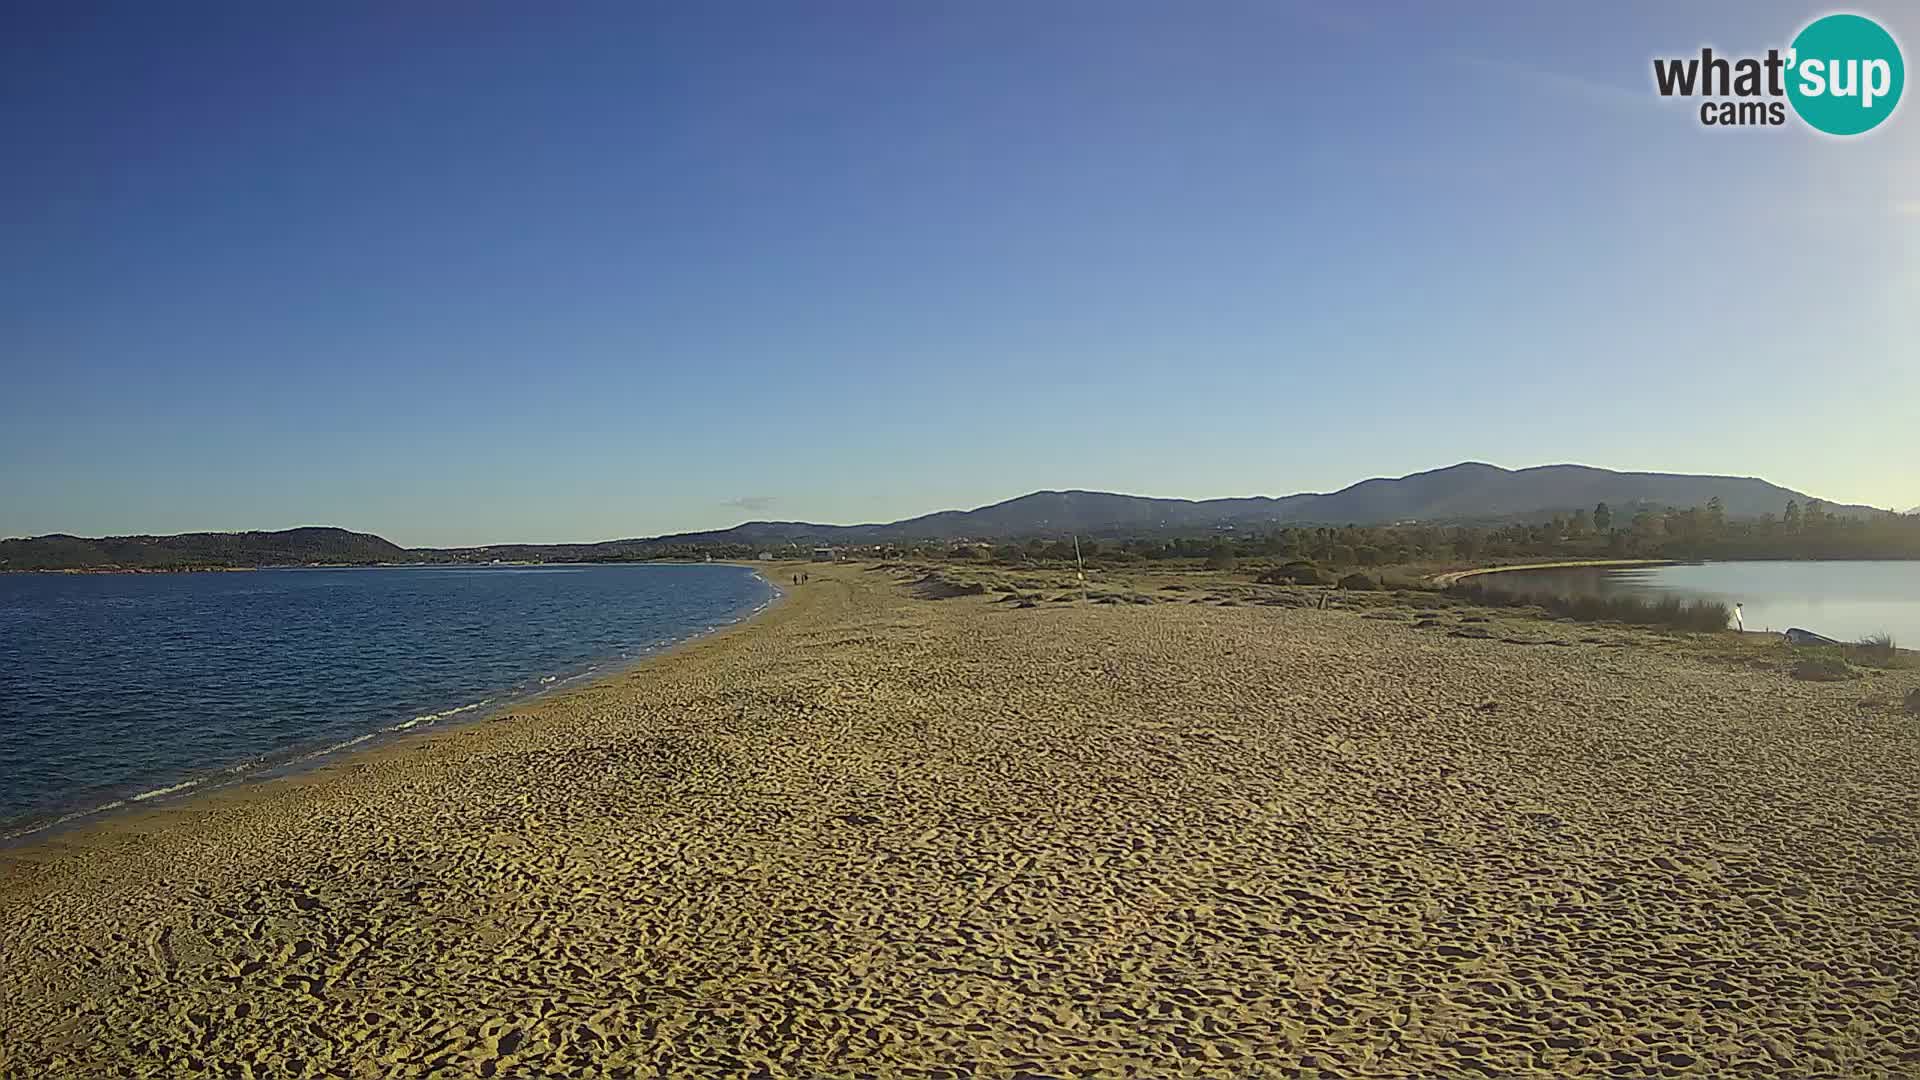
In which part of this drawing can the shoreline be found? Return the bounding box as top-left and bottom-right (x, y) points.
(0, 565), (787, 852)
(0, 557), (740, 575)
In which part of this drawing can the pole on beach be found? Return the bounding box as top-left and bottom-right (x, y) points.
(1072, 534), (1087, 601)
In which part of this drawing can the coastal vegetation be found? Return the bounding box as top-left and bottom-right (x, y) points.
(1446, 578), (1732, 633)
(7, 496), (1919, 573)
(1777, 635), (1914, 680)
(934, 499), (1920, 573)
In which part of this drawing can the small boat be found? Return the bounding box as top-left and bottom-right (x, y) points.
(1783, 627), (1840, 646)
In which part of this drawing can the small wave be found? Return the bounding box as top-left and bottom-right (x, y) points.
(389, 698), (492, 731)
(131, 779), (201, 802)
(0, 798), (130, 842)
(292, 733), (374, 763)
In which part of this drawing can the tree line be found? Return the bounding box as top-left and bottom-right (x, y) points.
(928, 500), (1920, 569)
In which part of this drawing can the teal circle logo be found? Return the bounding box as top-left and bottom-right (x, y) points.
(1787, 14), (1904, 135)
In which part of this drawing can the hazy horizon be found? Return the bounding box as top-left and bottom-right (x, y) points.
(5, 2), (1915, 546)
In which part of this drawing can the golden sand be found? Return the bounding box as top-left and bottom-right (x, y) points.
(2, 563), (1916, 1077)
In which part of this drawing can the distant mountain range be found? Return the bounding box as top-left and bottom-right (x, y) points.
(632, 462), (1879, 548)
(0, 462), (1886, 570)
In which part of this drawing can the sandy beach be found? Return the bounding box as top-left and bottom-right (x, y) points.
(2, 562), (1917, 1078)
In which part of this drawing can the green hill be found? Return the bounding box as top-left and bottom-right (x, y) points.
(0, 528), (412, 571)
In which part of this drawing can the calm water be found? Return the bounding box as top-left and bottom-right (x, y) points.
(1487, 560), (1920, 643)
(0, 564), (776, 837)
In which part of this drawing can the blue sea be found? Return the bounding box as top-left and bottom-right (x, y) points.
(0, 564), (777, 839)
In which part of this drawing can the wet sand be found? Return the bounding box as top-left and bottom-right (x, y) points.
(2, 563), (1917, 1078)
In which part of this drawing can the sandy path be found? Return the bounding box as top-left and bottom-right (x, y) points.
(1, 564), (1916, 1078)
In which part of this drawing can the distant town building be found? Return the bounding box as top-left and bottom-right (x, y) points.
(811, 546), (838, 562)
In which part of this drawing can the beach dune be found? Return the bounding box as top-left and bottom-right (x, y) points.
(2, 563), (1916, 1077)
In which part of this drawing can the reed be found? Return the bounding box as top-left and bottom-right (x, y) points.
(1449, 580), (1730, 632)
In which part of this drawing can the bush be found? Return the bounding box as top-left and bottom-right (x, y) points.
(1856, 632), (1897, 664)
(1337, 572), (1382, 591)
(1258, 563), (1334, 586)
(1791, 656), (1855, 682)
(911, 573), (988, 599)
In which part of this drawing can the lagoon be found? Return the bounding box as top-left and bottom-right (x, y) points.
(1487, 560), (1920, 643)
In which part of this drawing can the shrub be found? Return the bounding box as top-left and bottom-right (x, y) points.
(1791, 656), (1855, 682)
(911, 573), (988, 599)
(1258, 564), (1334, 586)
(1856, 632), (1897, 664)
(1337, 572), (1382, 591)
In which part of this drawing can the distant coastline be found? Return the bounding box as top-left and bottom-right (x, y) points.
(20, 565), (262, 575)
(1, 558), (709, 575)
(5, 461), (1907, 573)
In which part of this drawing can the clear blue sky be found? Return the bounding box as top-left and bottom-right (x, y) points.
(4, 2), (1914, 545)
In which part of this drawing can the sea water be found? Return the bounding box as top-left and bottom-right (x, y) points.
(0, 563), (776, 839)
